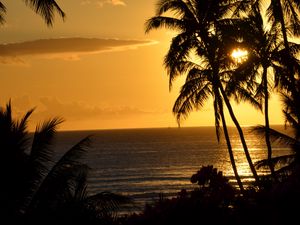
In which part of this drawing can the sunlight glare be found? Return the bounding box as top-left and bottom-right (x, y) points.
(231, 48), (248, 63)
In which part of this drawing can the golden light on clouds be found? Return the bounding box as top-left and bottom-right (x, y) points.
(0, 38), (156, 64)
(0, 1), (285, 131)
(90, 0), (127, 8)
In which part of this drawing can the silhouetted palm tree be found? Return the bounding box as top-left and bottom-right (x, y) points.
(233, 0), (300, 95)
(0, 0), (65, 26)
(230, 5), (300, 179)
(253, 80), (300, 178)
(145, 0), (261, 189)
(264, 0), (300, 82)
(0, 101), (129, 225)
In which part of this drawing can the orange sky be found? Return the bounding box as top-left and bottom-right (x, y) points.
(0, 0), (285, 131)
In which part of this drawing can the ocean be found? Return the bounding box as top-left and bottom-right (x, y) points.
(53, 126), (292, 212)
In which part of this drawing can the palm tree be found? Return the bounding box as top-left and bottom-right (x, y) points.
(171, 51), (246, 192)
(265, 0), (300, 84)
(229, 4), (300, 178)
(0, 0), (65, 26)
(145, 0), (261, 189)
(0, 101), (86, 222)
(231, 5), (295, 177)
(233, 0), (300, 96)
(253, 78), (300, 179)
(0, 101), (129, 225)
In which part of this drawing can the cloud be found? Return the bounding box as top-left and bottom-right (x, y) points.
(4, 96), (152, 122)
(1, 96), (171, 131)
(81, 0), (92, 5)
(81, 0), (126, 7)
(0, 37), (155, 64)
(96, 0), (126, 7)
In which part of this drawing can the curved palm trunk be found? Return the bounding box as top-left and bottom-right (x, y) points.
(218, 100), (245, 193)
(218, 83), (260, 185)
(262, 67), (276, 178)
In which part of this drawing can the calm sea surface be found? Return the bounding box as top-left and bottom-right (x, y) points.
(53, 126), (291, 211)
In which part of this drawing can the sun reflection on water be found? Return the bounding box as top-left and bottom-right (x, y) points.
(218, 128), (293, 187)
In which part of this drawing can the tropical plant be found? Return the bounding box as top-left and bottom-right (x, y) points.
(0, 0), (65, 26)
(253, 78), (300, 178)
(233, 0), (300, 94)
(145, 0), (261, 189)
(264, 0), (300, 85)
(229, 4), (300, 178)
(0, 101), (130, 225)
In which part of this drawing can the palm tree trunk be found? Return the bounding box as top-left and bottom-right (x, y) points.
(262, 67), (276, 178)
(218, 100), (245, 193)
(276, 0), (289, 54)
(276, 0), (297, 93)
(218, 83), (260, 185)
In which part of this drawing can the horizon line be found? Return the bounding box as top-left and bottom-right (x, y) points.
(54, 124), (287, 133)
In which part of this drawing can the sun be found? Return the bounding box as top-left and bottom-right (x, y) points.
(231, 48), (248, 63)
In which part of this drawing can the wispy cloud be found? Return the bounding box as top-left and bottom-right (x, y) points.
(5, 96), (153, 121)
(0, 37), (155, 64)
(37, 97), (151, 120)
(1, 96), (171, 131)
(81, 0), (126, 7)
(80, 0), (92, 5)
(96, 0), (126, 7)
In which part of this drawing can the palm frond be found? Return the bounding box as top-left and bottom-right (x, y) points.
(283, 0), (300, 36)
(173, 79), (211, 125)
(73, 165), (89, 202)
(228, 0), (253, 17)
(27, 136), (92, 210)
(0, 100), (27, 155)
(12, 108), (35, 155)
(254, 154), (296, 169)
(252, 125), (297, 147)
(54, 135), (91, 166)
(85, 192), (132, 219)
(20, 117), (64, 213)
(228, 82), (262, 111)
(23, 0), (65, 27)
(274, 161), (296, 177)
(156, 0), (196, 20)
(17, 108), (35, 133)
(164, 33), (196, 89)
(0, 2), (6, 25)
(30, 117), (64, 164)
(145, 16), (184, 33)
(0, 100), (13, 126)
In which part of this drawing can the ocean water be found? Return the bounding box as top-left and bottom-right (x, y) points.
(53, 126), (292, 211)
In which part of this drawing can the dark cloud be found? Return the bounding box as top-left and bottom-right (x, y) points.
(0, 37), (155, 63)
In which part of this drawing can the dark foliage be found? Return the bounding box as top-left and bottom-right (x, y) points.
(0, 101), (130, 225)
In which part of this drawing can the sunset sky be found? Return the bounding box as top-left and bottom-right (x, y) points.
(0, 0), (285, 131)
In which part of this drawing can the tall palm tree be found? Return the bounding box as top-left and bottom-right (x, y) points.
(171, 53), (245, 192)
(145, 0), (261, 189)
(230, 4), (300, 178)
(253, 78), (300, 179)
(0, 0), (65, 26)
